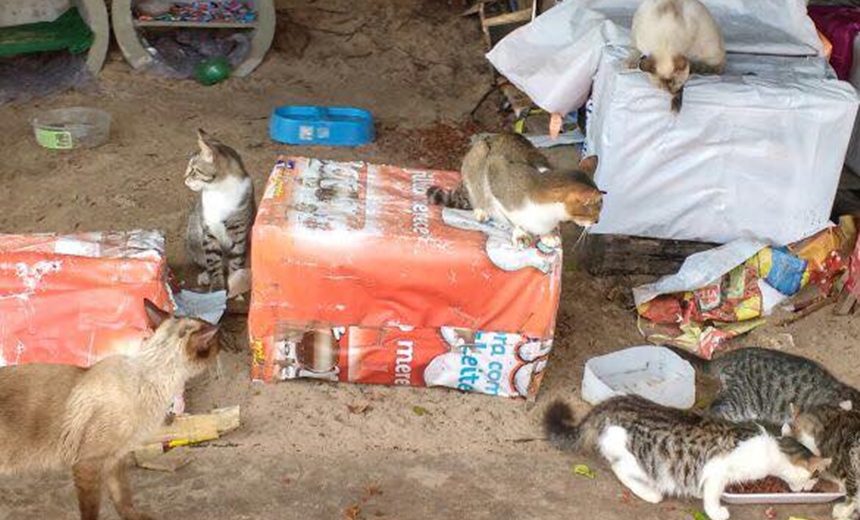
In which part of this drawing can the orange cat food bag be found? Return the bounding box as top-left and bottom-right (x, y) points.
(249, 157), (563, 399)
(0, 230), (171, 367)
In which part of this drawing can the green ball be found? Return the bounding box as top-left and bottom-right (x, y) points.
(194, 57), (232, 86)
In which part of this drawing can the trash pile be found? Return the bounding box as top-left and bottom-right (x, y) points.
(134, 406), (240, 472)
(633, 218), (858, 358)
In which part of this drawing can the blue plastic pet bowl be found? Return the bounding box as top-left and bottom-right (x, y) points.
(269, 106), (375, 146)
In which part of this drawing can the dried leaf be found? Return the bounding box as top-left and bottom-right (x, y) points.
(344, 504), (362, 520)
(348, 403), (370, 415)
(412, 406), (428, 416)
(572, 464), (596, 479)
(764, 507), (777, 520)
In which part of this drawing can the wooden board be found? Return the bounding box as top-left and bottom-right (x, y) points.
(586, 234), (716, 277)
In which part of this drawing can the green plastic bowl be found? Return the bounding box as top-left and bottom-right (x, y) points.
(194, 57), (232, 86)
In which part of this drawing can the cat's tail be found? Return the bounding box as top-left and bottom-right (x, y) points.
(426, 184), (472, 210)
(544, 400), (581, 452)
(665, 346), (710, 373)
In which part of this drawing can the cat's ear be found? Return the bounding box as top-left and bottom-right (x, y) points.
(197, 129), (216, 162)
(839, 400), (853, 411)
(189, 324), (220, 359)
(639, 56), (657, 74)
(143, 299), (171, 330)
(790, 403), (801, 421)
(812, 457), (833, 471)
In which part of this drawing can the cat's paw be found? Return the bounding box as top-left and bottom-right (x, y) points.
(473, 209), (490, 223)
(705, 505), (730, 520)
(511, 229), (532, 250)
(120, 510), (156, 520)
(197, 272), (210, 287)
(538, 234), (561, 249)
(634, 488), (663, 504)
(833, 500), (857, 520)
(209, 277), (227, 292)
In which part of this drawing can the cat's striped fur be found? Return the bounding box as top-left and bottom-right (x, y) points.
(670, 347), (860, 428)
(185, 129), (256, 292)
(546, 395), (828, 520)
(787, 406), (860, 520)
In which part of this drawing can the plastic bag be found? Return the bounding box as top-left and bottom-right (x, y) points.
(0, 51), (95, 106)
(487, 0), (824, 116)
(140, 29), (250, 79)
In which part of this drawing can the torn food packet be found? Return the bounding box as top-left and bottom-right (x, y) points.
(0, 231), (171, 367)
(634, 225), (851, 359)
(249, 158), (563, 399)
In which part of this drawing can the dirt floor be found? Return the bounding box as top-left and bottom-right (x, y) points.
(2, 2), (860, 519)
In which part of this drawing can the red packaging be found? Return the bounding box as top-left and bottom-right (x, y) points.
(0, 231), (171, 367)
(249, 157), (563, 399)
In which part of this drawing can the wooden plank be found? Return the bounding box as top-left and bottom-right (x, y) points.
(134, 447), (192, 472)
(482, 8), (532, 27)
(585, 234), (716, 277)
(834, 291), (857, 316)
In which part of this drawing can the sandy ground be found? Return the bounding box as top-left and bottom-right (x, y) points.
(2, 2), (860, 519)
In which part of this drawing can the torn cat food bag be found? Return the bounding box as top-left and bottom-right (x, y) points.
(249, 158), (563, 399)
(0, 230), (172, 367)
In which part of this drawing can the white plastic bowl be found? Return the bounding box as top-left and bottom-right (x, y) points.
(32, 107), (111, 150)
(581, 346), (696, 409)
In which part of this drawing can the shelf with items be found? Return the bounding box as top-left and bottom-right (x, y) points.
(112, 0), (274, 77)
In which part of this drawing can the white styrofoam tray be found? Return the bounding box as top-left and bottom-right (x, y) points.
(722, 491), (844, 505)
(581, 346), (695, 409)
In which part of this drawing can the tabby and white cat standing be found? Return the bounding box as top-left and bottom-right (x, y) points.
(185, 129), (256, 293)
(545, 396), (828, 520)
(629, 0), (726, 111)
(426, 133), (603, 248)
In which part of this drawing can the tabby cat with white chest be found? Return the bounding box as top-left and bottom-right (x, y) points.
(185, 129), (256, 293)
(545, 396), (829, 520)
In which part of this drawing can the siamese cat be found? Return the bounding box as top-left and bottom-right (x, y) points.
(629, 0), (726, 112)
(0, 301), (220, 520)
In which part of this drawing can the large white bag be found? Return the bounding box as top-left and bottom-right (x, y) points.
(587, 48), (858, 245)
(487, 0), (824, 116)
